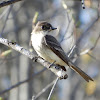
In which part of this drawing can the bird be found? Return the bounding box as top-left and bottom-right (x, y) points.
(31, 21), (93, 82)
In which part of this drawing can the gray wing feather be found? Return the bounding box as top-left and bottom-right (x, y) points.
(43, 35), (70, 66)
(43, 35), (93, 82)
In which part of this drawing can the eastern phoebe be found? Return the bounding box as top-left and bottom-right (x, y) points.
(31, 21), (93, 82)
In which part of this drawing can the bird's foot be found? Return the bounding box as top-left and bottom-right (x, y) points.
(59, 74), (68, 80)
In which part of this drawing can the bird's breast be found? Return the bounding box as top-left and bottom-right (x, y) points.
(31, 33), (67, 67)
(31, 33), (44, 51)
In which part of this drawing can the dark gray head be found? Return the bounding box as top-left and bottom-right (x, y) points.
(33, 21), (57, 33)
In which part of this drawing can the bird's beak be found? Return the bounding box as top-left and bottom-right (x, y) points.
(51, 27), (57, 30)
(48, 27), (57, 32)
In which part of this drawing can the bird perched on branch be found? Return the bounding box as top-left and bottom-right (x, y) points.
(31, 21), (93, 82)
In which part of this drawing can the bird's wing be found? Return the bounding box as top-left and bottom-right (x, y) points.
(43, 35), (70, 65)
(43, 35), (93, 82)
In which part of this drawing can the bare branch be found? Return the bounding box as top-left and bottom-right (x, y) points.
(70, 33), (100, 61)
(32, 79), (56, 100)
(0, 0), (23, 8)
(0, 37), (63, 70)
(87, 53), (99, 61)
(77, 18), (99, 45)
(89, 33), (100, 51)
(0, 37), (65, 93)
(32, 12), (39, 29)
(0, 6), (9, 19)
(62, 0), (85, 9)
(77, 33), (100, 56)
(0, 5), (13, 37)
(47, 77), (59, 100)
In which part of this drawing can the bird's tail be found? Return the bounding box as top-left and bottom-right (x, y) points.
(69, 63), (93, 82)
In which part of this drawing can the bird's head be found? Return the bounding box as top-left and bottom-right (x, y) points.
(33, 21), (57, 35)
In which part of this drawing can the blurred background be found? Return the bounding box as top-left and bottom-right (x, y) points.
(0, 0), (100, 100)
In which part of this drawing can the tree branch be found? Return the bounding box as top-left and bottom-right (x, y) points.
(0, 5), (13, 37)
(32, 79), (56, 100)
(71, 33), (100, 62)
(0, 0), (23, 8)
(47, 77), (59, 100)
(0, 37), (65, 85)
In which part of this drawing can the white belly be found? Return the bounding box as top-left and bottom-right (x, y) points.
(31, 33), (68, 68)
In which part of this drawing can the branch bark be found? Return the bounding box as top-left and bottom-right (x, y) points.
(0, 37), (65, 79)
(0, 0), (23, 8)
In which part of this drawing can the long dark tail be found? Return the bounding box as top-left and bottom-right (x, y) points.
(69, 63), (93, 82)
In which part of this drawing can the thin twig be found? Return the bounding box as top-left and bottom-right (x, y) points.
(0, 0), (22, 8)
(0, 5), (13, 37)
(90, 33), (100, 51)
(31, 61), (56, 100)
(32, 12), (39, 29)
(32, 79), (56, 100)
(70, 33), (100, 61)
(78, 33), (100, 56)
(68, 45), (76, 57)
(77, 18), (98, 45)
(0, 6), (9, 19)
(47, 77), (59, 100)
(87, 53), (99, 61)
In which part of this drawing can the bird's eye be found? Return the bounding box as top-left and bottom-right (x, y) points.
(42, 25), (51, 31)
